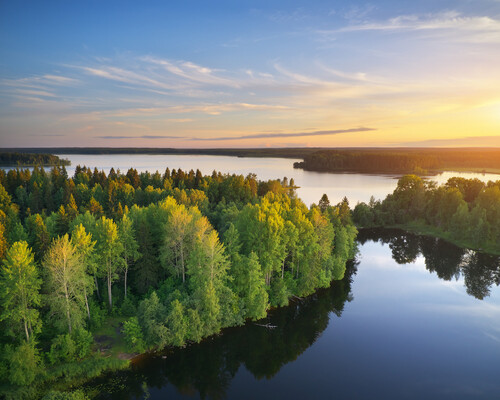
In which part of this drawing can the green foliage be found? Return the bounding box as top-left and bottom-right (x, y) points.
(42, 390), (88, 400)
(186, 308), (203, 343)
(73, 328), (93, 359)
(43, 234), (88, 334)
(122, 317), (146, 353)
(4, 342), (41, 386)
(89, 301), (106, 330)
(0, 241), (41, 343)
(138, 292), (168, 349)
(166, 300), (187, 347)
(48, 334), (76, 364)
(241, 253), (268, 320)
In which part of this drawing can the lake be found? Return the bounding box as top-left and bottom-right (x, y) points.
(86, 229), (500, 400)
(19, 153), (500, 207)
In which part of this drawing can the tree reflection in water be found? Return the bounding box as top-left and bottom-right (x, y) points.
(357, 228), (500, 300)
(86, 264), (358, 400)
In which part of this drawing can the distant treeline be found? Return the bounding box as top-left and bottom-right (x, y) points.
(1, 147), (322, 159)
(294, 148), (500, 174)
(0, 152), (70, 166)
(353, 175), (500, 254)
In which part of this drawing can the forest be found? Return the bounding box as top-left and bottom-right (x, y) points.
(0, 153), (70, 167)
(0, 165), (357, 399)
(294, 148), (500, 174)
(353, 175), (500, 254)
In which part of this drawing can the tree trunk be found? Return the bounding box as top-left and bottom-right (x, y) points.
(64, 282), (72, 334)
(24, 319), (30, 343)
(180, 242), (185, 283)
(124, 265), (128, 299)
(94, 275), (101, 300)
(84, 287), (91, 321)
(108, 267), (112, 308)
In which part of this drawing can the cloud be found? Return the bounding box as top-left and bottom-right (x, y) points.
(193, 127), (375, 141)
(142, 56), (240, 88)
(95, 135), (184, 140)
(80, 66), (177, 91)
(401, 135), (500, 147)
(327, 11), (500, 43)
(100, 103), (289, 118)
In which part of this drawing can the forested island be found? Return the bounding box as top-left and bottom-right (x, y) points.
(0, 165), (357, 399)
(0, 152), (70, 167)
(353, 175), (500, 255)
(294, 148), (500, 174)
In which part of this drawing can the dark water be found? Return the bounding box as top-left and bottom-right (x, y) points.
(87, 230), (500, 400)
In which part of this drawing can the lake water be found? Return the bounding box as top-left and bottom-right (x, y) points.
(12, 153), (497, 207)
(87, 229), (500, 400)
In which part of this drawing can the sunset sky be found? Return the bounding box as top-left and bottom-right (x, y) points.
(1, 0), (500, 148)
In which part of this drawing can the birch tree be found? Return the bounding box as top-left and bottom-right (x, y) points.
(0, 241), (41, 343)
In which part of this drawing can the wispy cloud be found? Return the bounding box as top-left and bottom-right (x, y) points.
(327, 11), (500, 43)
(141, 56), (240, 88)
(95, 135), (183, 140)
(80, 66), (177, 91)
(193, 127), (375, 141)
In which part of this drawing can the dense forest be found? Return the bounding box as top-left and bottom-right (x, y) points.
(0, 165), (357, 399)
(0, 153), (70, 167)
(353, 175), (500, 254)
(294, 148), (500, 174)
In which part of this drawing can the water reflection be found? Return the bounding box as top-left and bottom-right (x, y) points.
(88, 264), (357, 399)
(357, 228), (500, 300)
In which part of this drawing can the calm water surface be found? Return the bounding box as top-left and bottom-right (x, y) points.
(52, 154), (500, 207)
(87, 229), (500, 400)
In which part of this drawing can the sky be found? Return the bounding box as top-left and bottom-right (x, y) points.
(1, 0), (500, 148)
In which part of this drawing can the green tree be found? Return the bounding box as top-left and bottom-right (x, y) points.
(242, 252), (268, 320)
(138, 291), (169, 349)
(44, 234), (88, 333)
(166, 299), (187, 346)
(25, 213), (50, 260)
(118, 214), (140, 298)
(318, 193), (330, 213)
(161, 204), (195, 283)
(71, 224), (96, 321)
(0, 241), (41, 343)
(5, 341), (41, 386)
(122, 316), (146, 353)
(95, 217), (124, 308)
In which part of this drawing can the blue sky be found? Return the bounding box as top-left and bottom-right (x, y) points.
(1, 0), (500, 148)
